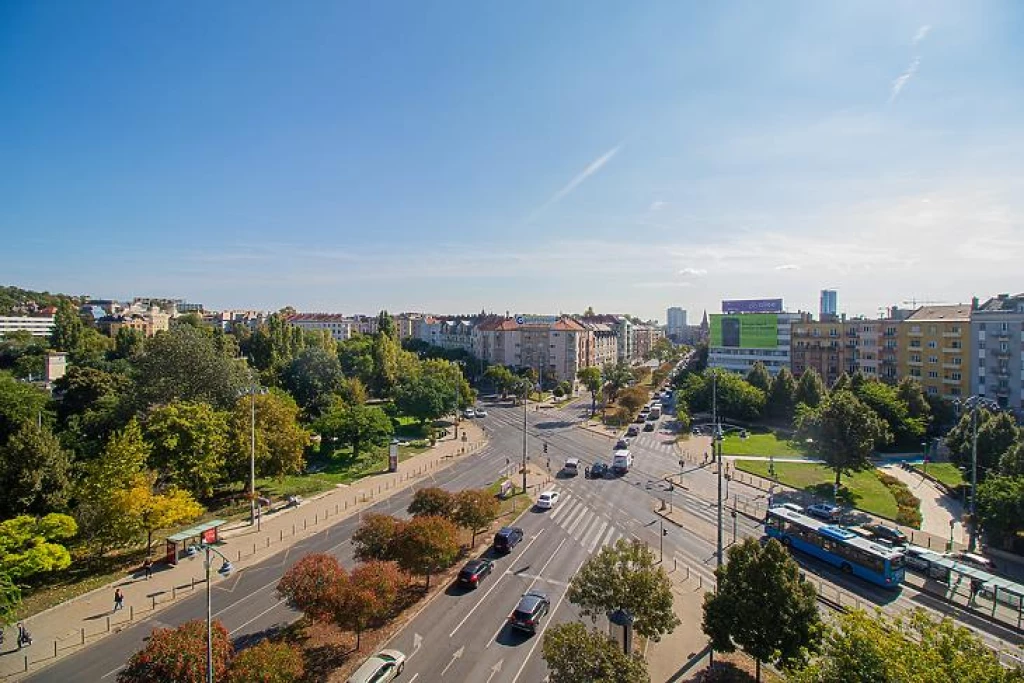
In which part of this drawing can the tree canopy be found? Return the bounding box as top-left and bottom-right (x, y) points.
(145, 400), (231, 498)
(542, 621), (650, 683)
(796, 390), (890, 488)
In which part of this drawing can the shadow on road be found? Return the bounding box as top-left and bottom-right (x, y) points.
(493, 623), (534, 648)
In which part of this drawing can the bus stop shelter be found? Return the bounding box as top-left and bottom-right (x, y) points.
(164, 520), (226, 566)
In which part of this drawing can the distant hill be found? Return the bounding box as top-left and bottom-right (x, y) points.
(0, 285), (85, 316)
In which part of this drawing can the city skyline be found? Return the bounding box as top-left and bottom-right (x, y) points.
(3, 2), (1023, 322)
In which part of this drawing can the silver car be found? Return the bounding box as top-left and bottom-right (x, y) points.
(346, 649), (406, 683)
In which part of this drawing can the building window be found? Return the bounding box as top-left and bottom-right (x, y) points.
(927, 340), (937, 349)
(929, 325), (937, 334)
(928, 356), (938, 364)
(928, 371), (938, 378)
(953, 357), (962, 365)
(927, 386), (937, 395)
(951, 372), (962, 381)
(979, 341), (986, 350)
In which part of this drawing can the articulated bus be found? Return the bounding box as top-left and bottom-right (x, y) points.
(765, 506), (905, 589)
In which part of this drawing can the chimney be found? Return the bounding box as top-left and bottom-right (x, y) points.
(971, 296), (979, 310)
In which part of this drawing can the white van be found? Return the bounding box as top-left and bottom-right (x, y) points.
(611, 449), (633, 476)
(562, 458), (580, 476)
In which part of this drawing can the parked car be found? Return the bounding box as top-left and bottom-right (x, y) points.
(806, 503), (841, 521)
(346, 649), (406, 683)
(535, 491), (560, 510)
(475, 408), (488, 417)
(508, 591), (550, 633)
(862, 523), (908, 546)
(590, 462), (609, 479)
(493, 526), (524, 553)
(904, 545), (943, 573)
(457, 559), (494, 588)
(626, 426), (640, 437)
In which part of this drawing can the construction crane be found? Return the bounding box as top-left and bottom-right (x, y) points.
(901, 298), (945, 308)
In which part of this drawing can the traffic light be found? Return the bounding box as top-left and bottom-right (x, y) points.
(543, 443), (548, 453)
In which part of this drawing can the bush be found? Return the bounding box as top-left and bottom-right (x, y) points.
(553, 386), (565, 398)
(875, 471), (922, 529)
(227, 641), (304, 683)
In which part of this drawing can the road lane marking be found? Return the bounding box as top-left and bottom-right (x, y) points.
(600, 525), (618, 548)
(563, 504), (590, 537)
(228, 598), (288, 635)
(486, 537), (566, 648)
(440, 645), (464, 675)
(584, 519), (609, 553)
(448, 529), (546, 638)
(510, 557), (586, 683)
(408, 674), (419, 683)
(559, 503), (587, 534)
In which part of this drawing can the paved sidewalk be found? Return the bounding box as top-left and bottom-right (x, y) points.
(0, 424), (487, 680)
(878, 463), (964, 542)
(646, 553), (714, 682)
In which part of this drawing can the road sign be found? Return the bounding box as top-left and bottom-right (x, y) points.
(515, 315), (525, 324)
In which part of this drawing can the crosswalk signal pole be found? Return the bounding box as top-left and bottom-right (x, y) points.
(522, 387), (528, 495)
(660, 518), (666, 563)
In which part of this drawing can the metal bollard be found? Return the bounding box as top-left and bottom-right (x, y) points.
(54, 640), (58, 658)
(336, 503), (339, 514)
(253, 542), (257, 554)
(292, 524), (295, 535)
(172, 586), (176, 599)
(106, 616), (110, 632)
(237, 550), (241, 561)
(303, 519), (307, 530)
(152, 596), (156, 609)
(266, 537), (270, 547)
(192, 577), (196, 590)
(316, 512), (319, 523)
(130, 605), (134, 621)
(81, 628), (85, 645)
(280, 530), (284, 541)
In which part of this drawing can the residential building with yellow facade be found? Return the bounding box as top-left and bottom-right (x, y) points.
(790, 316), (885, 386)
(898, 304), (971, 400)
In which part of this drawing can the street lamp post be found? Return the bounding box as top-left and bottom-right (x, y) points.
(522, 383), (528, 495)
(956, 395), (998, 552)
(713, 372), (723, 569)
(239, 381), (268, 528)
(197, 543), (233, 683)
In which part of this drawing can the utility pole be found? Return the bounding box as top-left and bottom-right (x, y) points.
(522, 385), (528, 495)
(969, 406), (979, 552)
(714, 371), (723, 568)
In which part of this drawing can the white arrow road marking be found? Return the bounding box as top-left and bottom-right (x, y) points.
(405, 632), (423, 661)
(440, 645), (464, 676)
(485, 659), (504, 683)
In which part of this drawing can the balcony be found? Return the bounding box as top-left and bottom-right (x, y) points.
(942, 378), (962, 385)
(908, 330), (923, 337)
(942, 331), (962, 338)
(942, 363), (961, 370)
(907, 360), (922, 367)
(942, 347), (963, 354)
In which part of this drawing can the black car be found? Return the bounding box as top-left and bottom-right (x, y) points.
(457, 559), (494, 588)
(493, 526), (524, 553)
(626, 426), (640, 437)
(862, 523), (908, 546)
(643, 421), (655, 432)
(590, 462), (609, 479)
(508, 591), (550, 633)
(633, 414), (645, 424)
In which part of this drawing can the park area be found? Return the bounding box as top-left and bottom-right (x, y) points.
(912, 462), (967, 490)
(720, 430), (807, 458)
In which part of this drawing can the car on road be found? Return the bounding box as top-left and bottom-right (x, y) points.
(862, 523), (908, 546)
(462, 408), (476, 418)
(508, 591), (550, 634)
(535, 491), (560, 509)
(643, 421), (655, 432)
(615, 438), (630, 450)
(806, 503), (841, 521)
(589, 462), (609, 479)
(493, 526), (524, 553)
(346, 649), (406, 683)
(633, 414), (646, 423)
(457, 559), (494, 588)
(561, 458), (580, 477)
(475, 408), (488, 417)
(626, 426), (640, 437)
(692, 427), (702, 436)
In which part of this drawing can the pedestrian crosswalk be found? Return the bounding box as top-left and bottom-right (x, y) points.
(547, 491), (624, 553)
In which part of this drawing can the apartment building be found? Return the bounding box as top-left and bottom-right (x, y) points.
(971, 293), (1024, 416)
(416, 317), (475, 354)
(579, 321), (619, 369)
(790, 316), (883, 385)
(709, 311), (802, 376)
(898, 305), (971, 400)
(97, 308), (170, 337)
(632, 323), (665, 360)
(284, 313), (353, 341)
(0, 315), (55, 337)
(475, 315), (588, 388)
(666, 307), (687, 342)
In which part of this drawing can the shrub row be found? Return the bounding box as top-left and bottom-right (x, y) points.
(876, 472), (923, 528)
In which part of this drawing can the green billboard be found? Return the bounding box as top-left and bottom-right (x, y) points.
(710, 314), (778, 349)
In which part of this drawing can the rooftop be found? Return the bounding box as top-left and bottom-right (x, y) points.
(906, 304), (972, 322)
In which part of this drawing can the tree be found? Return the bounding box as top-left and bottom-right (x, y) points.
(227, 640), (304, 683)
(228, 390), (309, 483)
(709, 370), (766, 422)
(395, 373), (458, 427)
(376, 310), (397, 339)
(132, 325), (249, 410)
(675, 403), (692, 431)
(975, 475), (1024, 548)
(542, 621), (650, 683)
(315, 403), (393, 459)
(394, 515), (460, 588)
(454, 489), (500, 545)
(0, 421), (73, 517)
(0, 513), (78, 580)
(567, 538), (680, 641)
(790, 609), (1020, 683)
(113, 326), (146, 360)
(617, 386), (648, 414)
(602, 362), (634, 404)
(946, 409), (1020, 479)
(0, 573), (20, 626)
(796, 390), (890, 490)
(745, 361), (772, 393)
(855, 378), (925, 449)
(896, 377), (931, 425)
(830, 372), (851, 393)
(703, 538), (822, 681)
(484, 365), (516, 397)
(119, 619), (232, 683)
(578, 367), (603, 417)
(145, 400), (232, 498)
(371, 330), (402, 398)
(340, 560), (407, 650)
(338, 376), (369, 406)
(276, 553), (346, 622)
(0, 371), (51, 445)
(338, 335), (375, 386)
(1000, 440), (1024, 477)
(280, 347), (344, 419)
(352, 513), (402, 562)
(123, 474), (204, 554)
(50, 299), (83, 353)
(767, 366), (797, 421)
(794, 368), (826, 409)
(408, 487), (456, 519)
(52, 365), (131, 422)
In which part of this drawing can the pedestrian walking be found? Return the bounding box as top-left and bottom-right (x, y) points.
(143, 558), (152, 580)
(17, 622), (31, 649)
(114, 588), (124, 611)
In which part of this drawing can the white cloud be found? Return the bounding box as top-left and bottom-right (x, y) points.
(649, 200), (667, 212)
(912, 24), (931, 45)
(774, 264), (800, 271)
(889, 56), (921, 103)
(527, 144), (622, 221)
(679, 267), (708, 276)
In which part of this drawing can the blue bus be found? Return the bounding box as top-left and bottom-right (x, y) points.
(765, 507), (905, 589)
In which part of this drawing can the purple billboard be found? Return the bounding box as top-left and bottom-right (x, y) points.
(722, 299), (783, 314)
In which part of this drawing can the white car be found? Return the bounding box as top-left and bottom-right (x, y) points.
(346, 649), (406, 683)
(462, 408), (476, 418)
(475, 408), (488, 417)
(535, 491), (560, 510)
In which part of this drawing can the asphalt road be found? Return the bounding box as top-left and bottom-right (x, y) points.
(24, 393), (1020, 682)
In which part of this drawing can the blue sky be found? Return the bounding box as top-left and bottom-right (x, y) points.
(3, 1), (1023, 322)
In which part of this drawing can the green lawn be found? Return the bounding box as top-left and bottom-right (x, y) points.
(735, 460), (899, 520)
(721, 431), (807, 458)
(912, 462), (966, 489)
